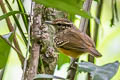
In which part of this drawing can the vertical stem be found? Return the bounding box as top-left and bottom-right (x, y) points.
(24, 2), (41, 80)
(24, 41), (41, 80)
(79, 0), (93, 80)
(22, 1), (33, 80)
(24, 3), (59, 80)
(88, 0), (103, 80)
(79, 0), (92, 32)
(94, 0), (103, 44)
(0, 0), (24, 63)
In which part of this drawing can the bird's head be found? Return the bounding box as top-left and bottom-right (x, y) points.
(45, 19), (74, 32)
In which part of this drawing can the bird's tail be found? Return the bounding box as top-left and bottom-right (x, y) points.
(88, 47), (102, 57)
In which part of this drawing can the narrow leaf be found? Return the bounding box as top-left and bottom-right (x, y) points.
(0, 11), (22, 21)
(34, 74), (66, 80)
(17, 0), (28, 31)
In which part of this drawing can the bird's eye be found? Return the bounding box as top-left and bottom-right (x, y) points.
(57, 23), (62, 26)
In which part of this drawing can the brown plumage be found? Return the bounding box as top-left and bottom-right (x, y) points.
(45, 19), (102, 58)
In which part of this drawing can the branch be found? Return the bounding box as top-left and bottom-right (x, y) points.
(24, 2), (41, 80)
(79, 0), (92, 32)
(24, 41), (41, 80)
(24, 3), (58, 80)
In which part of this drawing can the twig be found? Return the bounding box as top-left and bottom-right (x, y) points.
(21, 1), (33, 80)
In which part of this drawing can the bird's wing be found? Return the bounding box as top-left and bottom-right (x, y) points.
(54, 28), (94, 53)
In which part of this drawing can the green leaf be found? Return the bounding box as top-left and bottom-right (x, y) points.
(77, 61), (120, 80)
(34, 74), (66, 80)
(57, 53), (70, 69)
(94, 0), (98, 1)
(0, 11), (23, 21)
(0, 32), (14, 69)
(16, 0), (28, 31)
(33, 0), (92, 18)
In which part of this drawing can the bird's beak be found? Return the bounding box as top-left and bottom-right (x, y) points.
(45, 21), (53, 24)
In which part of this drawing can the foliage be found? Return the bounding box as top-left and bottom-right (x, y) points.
(0, 11), (24, 21)
(33, 0), (91, 18)
(57, 53), (70, 69)
(77, 61), (119, 80)
(0, 32), (14, 68)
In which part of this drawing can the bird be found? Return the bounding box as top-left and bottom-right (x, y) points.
(45, 19), (102, 58)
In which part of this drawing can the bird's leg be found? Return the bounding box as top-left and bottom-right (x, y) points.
(67, 58), (78, 71)
(67, 58), (78, 79)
